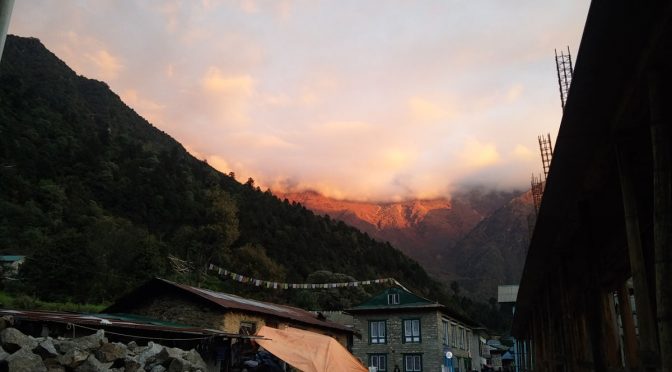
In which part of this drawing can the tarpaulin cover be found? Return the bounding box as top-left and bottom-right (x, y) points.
(256, 326), (367, 372)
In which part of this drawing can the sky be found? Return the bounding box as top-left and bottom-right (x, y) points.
(8, 1), (590, 202)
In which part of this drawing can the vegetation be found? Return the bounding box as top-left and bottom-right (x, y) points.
(0, 35), (509, 332)
(0, 291), (105, 313)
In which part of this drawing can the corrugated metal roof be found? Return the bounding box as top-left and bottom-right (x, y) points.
(105, 278), (352, 334)
(161, 279), (352, 333)
(0, 255), (25, 262)
(0, 309), (252, 338)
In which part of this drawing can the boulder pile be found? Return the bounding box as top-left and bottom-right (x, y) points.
(0, 327), (208, 372)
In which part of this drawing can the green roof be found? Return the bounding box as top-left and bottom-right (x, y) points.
(0, 255), (25, 262)
(347, 287), (441, 312)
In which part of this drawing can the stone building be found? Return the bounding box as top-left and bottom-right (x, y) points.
(347, 287), (483, 372)
(104, 278), (354, 347)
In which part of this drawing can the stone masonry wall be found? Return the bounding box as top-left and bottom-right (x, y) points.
(352, 310), (442, 372)
(128, 294), (349, 346)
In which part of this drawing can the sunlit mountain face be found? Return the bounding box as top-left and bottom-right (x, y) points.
(276, 187), (534, 299)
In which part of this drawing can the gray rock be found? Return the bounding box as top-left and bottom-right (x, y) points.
(0, 327), (38, 353)
(167, 357), (193, 372)
(74, 354), (113, 372)
(0, 345), (9, 360)
(34, 338), (59, 358)
(94, 342), (127, 362)
(55, 339), (78, 354)
(152, 346), (183, 366)
(72, 330), (107, 351)
(127, 341), (139, 353)
(45, 361), (67, 372)
(58, 348), (90, 368)
(6, 347), (47, 372)
(123, 356), (142, 372)
(137, 341), (163, 365)
(149, 365), (167, 372)
(182, 349), (207, 371)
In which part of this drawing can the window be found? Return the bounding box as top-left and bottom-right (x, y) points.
(466, 330), (471, 352)
(387, 293), (400, 305)
(451, 323), (457, 347)
(370, 320), (387, 344)
(239, 321), (256, 335)
(369, 354), (387, 371)
(403, 319), (421, 343)
(442, 320), (449, 345)
(404, 354), (422, 372)
(459, 327), (465, 349)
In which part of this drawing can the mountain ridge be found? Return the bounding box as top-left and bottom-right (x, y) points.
(276, 188), (535, 300)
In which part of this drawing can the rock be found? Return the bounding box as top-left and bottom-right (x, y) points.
(0, 316), (13, 331)
(58, 348), (90, 368)
(94, 342), (127, 362)
(167, 357), (193, 372)
(0, 345), (9, 360)
(0, 327), (38, 352)
(182, 349), (207, 371)
(137, 341), (163, 365)
(55, 339), (78, 354)
(152, 346), (183, 365)
(6, 348), (47, 372)
(34, 338), (59, 358)
(72, 330), (107, 351)
(123, 357), (142, 372)
(46, 363), (67, 372)
(127, 341), (139, 353)
(149, 365), (167, 372)
(74, 354), (113, 372)
(43, 357), (66, 372)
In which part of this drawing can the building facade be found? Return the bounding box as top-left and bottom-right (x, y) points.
(347, 287), (482, 372)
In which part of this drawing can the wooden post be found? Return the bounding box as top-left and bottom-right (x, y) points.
(650, 71), (672, 372)
(616, 146), (660, 370)
(618, 282), (640, 369)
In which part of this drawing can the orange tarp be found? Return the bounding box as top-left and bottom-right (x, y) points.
(256, 326), (367, 372)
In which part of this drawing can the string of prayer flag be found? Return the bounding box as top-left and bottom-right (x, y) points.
(207, 263), (407, 291)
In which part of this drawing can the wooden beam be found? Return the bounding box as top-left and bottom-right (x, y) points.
(617, 282), (640, 369)
(650, 71), (672, 372)
(616, 146), (661, 370)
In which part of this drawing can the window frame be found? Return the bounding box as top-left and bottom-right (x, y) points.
(403, 354), (422, 372)
(442, 320), (449, 346)
(387, 293), (400, 305)
(369, 320), (387, 344)
(402, 318), (421, 343)
(369, 354), (388, 371)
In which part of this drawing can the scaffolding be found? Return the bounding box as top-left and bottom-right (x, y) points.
(555, 46), (574, 110)
(539, 134), (554, 181)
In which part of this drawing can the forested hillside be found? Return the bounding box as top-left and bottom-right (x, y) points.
(0, 35), (508, 330)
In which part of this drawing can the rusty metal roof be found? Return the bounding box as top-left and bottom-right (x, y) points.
(0, 309), (252, 339)
(105, 278), (353, 334)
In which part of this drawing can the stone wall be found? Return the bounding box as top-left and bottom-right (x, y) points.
(352, 310), (442, 371)
(130, 294), (350, 346)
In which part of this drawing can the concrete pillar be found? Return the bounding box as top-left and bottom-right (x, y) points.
(0, 0), (15, 61)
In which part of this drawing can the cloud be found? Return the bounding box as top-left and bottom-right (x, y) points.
(120, 89), (165, 124)
(408, 97), (453, 122)
(459, 139), (501, 169)
(8, 0), (590, 202)
(84, 49), (123, 80)
(200, 67), (255, 125)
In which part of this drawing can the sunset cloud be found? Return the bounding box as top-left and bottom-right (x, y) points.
(9, 0), (589, 201)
